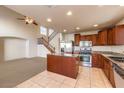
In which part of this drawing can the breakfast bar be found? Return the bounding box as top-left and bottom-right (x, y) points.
(47, 53), (80, 79)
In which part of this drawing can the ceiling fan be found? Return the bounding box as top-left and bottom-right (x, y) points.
(17, 16), (38, 26)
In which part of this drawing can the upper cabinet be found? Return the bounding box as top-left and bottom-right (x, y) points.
(81, 34), (97, 46)
(107, 25), (124, 45)
(78, 34), (97, 45)
(92, 34), (98, 46)
(74, 34), (81, 46)
(74, 25), (124, 46)
(98, 29), (108, 45)
(107, 27), (114, 45)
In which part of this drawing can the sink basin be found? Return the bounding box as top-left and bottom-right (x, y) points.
(109, 56), (124, 62)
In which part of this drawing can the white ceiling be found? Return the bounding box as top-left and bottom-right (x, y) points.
(5, 5), (124, 33)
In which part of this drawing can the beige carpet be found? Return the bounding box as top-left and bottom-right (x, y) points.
(0, 57), (47, 88)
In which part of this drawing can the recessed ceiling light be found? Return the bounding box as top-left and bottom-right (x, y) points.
(66, 11), (72, 16)
(76, 27), (80, 30)
(47, 18), (52, 22)
(93, 24), (98, 27)
(63, 29), (67, 32)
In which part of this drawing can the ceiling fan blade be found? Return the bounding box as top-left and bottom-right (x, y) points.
(33, 21), (38, 26)
(17, 18), (25, 20)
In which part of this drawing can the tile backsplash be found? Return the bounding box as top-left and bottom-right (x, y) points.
(92, 46), (112, 52)
(92, 45), (124, 54)
(111, 45), (124, 54)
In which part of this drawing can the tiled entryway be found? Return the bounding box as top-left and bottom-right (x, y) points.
(16, 66), (112, 88)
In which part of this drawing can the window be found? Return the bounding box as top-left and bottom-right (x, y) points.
(40, 26), (47, 36)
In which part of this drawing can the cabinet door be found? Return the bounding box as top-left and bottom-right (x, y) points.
(98, 55), (104, 68)
(115, 25), (124, 45)
(74, 34), (81, 46)
(92, 34), (97, 46)
(86, 35), (92, 41)
(92, 53), (99, 67)
(61, 57), (77, 78)
(80, 35), (86, 41)
(98, 30), (108, 45)
(107, 28), (114, 45)
(103, 57), (110, 80)
(47, 55), (62, 74)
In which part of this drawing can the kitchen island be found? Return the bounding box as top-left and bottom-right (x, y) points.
(47, 53), (80, 79)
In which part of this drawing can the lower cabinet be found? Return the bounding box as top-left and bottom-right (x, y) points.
(92, 53), (99, 68)
(47, 54), (79, 79)
(92, 53), (103, 68)
(92, 53), (115, 87)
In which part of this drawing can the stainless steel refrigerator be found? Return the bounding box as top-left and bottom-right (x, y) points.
(60, 41), (74, 54)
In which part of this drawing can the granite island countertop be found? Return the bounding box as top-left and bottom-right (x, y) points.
(50, 53), (80, 58)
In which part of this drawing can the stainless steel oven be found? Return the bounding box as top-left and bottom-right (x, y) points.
(80, 54), (92, 67)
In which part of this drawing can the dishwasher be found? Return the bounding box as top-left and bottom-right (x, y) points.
(113, 63), (124, 88)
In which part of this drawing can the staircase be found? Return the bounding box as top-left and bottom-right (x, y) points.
(38, 31), (58, 53)
(48, 31), (58, 42)
(38, 37), (55, 53)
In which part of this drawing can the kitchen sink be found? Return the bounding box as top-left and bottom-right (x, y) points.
(109, 56), (124, 62)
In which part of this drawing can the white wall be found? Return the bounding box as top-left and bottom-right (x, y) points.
(37, 45), (50, 58)
(63, 33), (74, 41)
(0, 6), (39, 60)
(80, 30), (98, 35)
(0, 6), (38, 39)
(28, 39), (37, 57)
(4, 38), (26, 61)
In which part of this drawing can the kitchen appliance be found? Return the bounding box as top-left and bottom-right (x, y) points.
(73, 46), (80, 54)
(79, 41), (92, 67)
(60, 41), (74, 54)
(80, 54), (92, 67)
(113, 63), (124, 88)
(79, 41), (92, 47)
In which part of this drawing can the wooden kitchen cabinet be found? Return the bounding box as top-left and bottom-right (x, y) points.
(74, 34), (81, 46)
(101, 55), (115, 87)
(108, 25), (124, 45)
(92, 53), (99, 67)
(92, 53), (102, 68)
(103, 57), (110, 78)
(98, 29), (108, 45)
(47, 54), (62, 74)
(47, 54), (79, 79)
(107, 28), (114, 45)
(92, 34), (97, 46)
(80, 35), (86, 41)
(85, 35), (92, 41)
(92, 53), (115, 87)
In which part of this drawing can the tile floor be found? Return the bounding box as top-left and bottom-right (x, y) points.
(15, 66), (112, 88)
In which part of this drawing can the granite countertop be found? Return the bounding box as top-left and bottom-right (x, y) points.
(50, 53), (80, 58)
